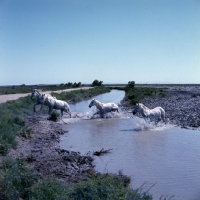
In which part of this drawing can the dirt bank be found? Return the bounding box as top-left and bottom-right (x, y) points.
(8, 113), (96, 183)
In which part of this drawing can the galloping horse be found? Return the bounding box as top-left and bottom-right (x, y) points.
(30, 89), (52, 112)
(132, 103), (165, 123)
(39, 94), (71, 118)
(89, 99), (119, 118)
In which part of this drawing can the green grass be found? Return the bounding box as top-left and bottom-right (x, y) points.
(125, 87), (166, 105)
(51, 86), (110, 103)
(0, 97), (33, 155)
(0, 83), (83, 95)
(0, 159), (153, 200)
(0, 157), (38, 200)
(30, 173), (153, 200)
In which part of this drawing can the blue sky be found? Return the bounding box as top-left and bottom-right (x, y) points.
(0, 0), (199, 85)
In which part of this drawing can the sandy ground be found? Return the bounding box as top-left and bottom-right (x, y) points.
(0, 87), (93, 104)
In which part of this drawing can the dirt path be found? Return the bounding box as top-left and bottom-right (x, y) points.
(0, 87), (93, 104)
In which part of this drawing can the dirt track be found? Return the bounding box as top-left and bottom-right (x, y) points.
(0, 87), (93, 104)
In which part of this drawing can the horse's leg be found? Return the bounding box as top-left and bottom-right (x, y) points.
(60, 110), (63, 117)
(93, 110), (99, 116)
(40, 104), (43, 111)
(66, 109), (71, 118)
(33, 102), (41, 112)
(33, 103), (37, 112)
(48, 106), (53, 115)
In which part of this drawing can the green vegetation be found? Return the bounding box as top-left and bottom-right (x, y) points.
(48, 111), (60, 122)
(0, 97), (33, 155)
(52, 86), (110, 103)
(66, 173), (152, 200)
(0, 158), (38, 200)
(0, 157), (153, 200)
(92, 79), (103, 86)
(125, 85), (166, 105)
(0, 82), (83, 95)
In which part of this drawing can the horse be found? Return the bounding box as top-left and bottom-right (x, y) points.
(39, 94), (71, 118)
(132, 103), (165, 123)
(30, 89), (53, 112)
(89, 99), (119, 118)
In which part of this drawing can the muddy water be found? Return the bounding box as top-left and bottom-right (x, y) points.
(60, 90), (200, 200)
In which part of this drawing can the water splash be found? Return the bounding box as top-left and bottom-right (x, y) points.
(133, 118), (172, 131)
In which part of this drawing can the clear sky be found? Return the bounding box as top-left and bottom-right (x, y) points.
(0, 0), (199, 85)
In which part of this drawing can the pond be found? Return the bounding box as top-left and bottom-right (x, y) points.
(60, 90), (200, 200)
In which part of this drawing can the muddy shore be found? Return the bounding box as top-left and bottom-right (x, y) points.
(3, 85), (200, 184)
(8, 113), (96, 183)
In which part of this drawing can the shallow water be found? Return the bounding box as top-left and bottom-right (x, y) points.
(60, 90), (200, 200)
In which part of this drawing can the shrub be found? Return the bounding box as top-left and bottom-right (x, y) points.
(92, 79), (103, 86)
(125, 87), (166, 105)
(68, 173), (152, 200)
(48, 111), (60, 122)
(31, 179), (69, 200)
(0, 157), (37, 200)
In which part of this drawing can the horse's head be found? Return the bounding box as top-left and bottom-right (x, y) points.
(89, 99), (96, 108)
(132, 103), (140, 115)
(31, 89), (37, 99)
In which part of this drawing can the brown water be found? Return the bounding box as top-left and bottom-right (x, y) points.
(60, 90), (200, 200)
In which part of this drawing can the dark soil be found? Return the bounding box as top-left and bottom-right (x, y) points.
(8, 114), (96, 183)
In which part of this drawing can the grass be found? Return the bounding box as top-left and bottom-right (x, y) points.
(0, 97), (33, 155)
(0, 83), (83, 95)
(124, 87), (166, 106)
(0, 157), (38, 200)
(51, 86), (110, 103)
(0, 158), (153, 200)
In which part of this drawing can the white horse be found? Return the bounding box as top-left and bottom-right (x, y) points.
(89, 99), (119, 118)
(30, 89), (53, 112)
(132, 103), (165, 123)
(40, 94), (71, 118)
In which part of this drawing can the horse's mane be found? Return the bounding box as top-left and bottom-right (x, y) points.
(139, 103), (150, 111)
(94, 99), (101, 104)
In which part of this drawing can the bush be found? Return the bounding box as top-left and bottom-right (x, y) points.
(0, 158), (37, 200)
(30, 173), (153, 200)
(68, 173), (152, 200)
(31, 179), (69, 200)
(92, 80), (103, 86)
(125, 87), (166, 105)
(48, 111), (60, 122)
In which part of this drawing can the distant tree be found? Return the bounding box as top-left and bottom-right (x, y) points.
(66, 82), (73, 87)
(92, 80), (103, 86)
(72, 82), (81, 88)
(77, 82), (81, 87)
(125, 81), (135, 91)
(60, 83), (65, 88)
